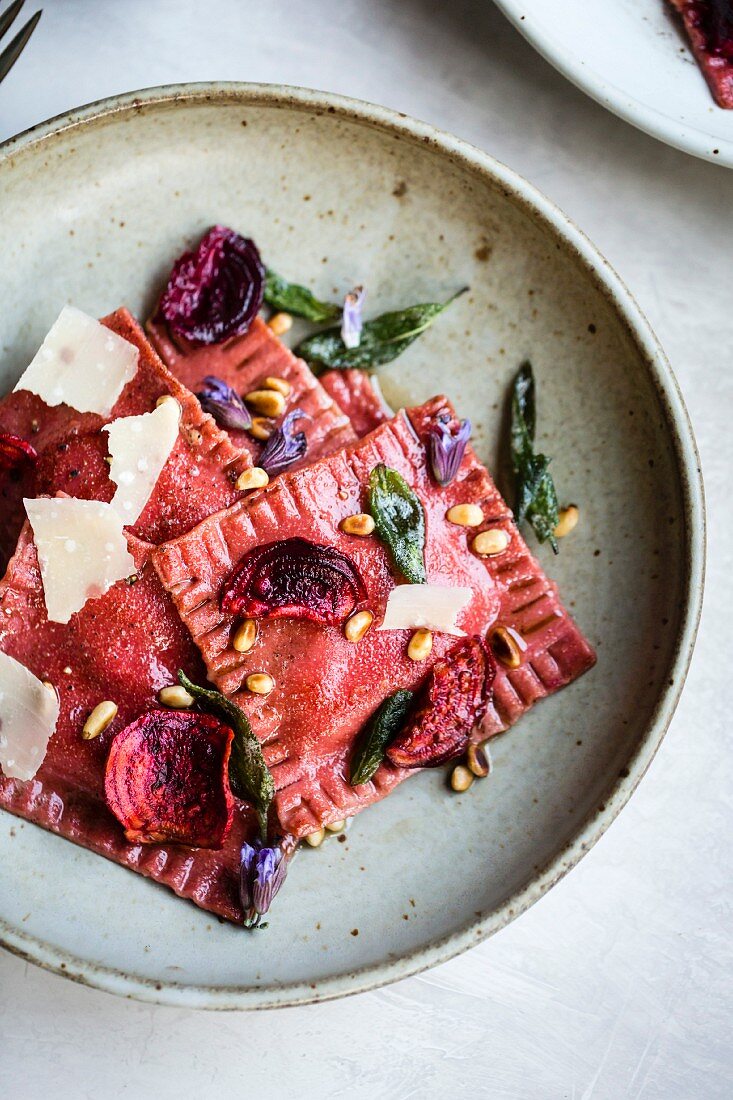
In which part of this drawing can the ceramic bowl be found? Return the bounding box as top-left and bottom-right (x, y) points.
(0, 83), (704, 1008)
(494, 0), (733, 167)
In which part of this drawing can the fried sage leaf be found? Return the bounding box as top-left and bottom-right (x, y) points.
(510, 362), (559, 553)
(369, 464), (427, 584)
(296, 288), (467, 371)
(350, 689), (415, 785)
(177, 670), (274, 840)
(264, 269), (341, 323)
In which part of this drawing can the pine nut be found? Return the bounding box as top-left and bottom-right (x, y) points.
(249, 417), (274, 441)
(489, 625), (525, 669)
(472, 528), (510, 557)
(246, 673), (275, 695)
(186, 427), (203, 447)
(450, 765), (474, 792)
(344, 610), (374, 642)
(42, 680), (55, 693)
(158, 685), (194, 709)
(407, 628), (433, 662)
(446, 503), (484, 527)
(304, 828), (325, 848)
(245, 389), (286, 417)
(554, 504), (579, 539)
(340, 513), (375, 537)
(268, 312), (293, 336)
(82, 700), (118, 740)
(236, 466), (270, 492)
(262, 375), (292, 397)
(325, 819), (346, 833)
(467, 742), (491, 778)
(232, 618), (258, 653)
(155, 394), (181, 417)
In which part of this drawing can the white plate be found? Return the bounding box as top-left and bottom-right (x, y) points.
(0, 83), (704, 1008)
(495, 0), (733, 166)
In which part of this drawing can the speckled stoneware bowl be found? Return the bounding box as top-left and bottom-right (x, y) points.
(0, 83), (704, 1009)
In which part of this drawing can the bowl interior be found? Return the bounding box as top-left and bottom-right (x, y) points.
(0, 89), (697, 1006)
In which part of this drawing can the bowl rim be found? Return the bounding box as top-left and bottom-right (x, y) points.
(493, 0), (733, 168)
(0, 80), (706, 1010)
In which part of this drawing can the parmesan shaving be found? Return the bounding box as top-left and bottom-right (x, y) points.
(14, 306), (139, 417)
(378, 584), (472, 636)
(24, 498), (136, 624)
(104, 398), (180, 524)
(0, 651), (59, 780)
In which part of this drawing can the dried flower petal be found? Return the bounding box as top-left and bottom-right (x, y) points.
(158, 225), (265, 345)
(341, 285), (366, 349)
(196, 375), (252, 431)
(0, 432), (38, 472)
(427, 414), (471, 487)
(240, 839), (290, 928)
(258, 409), (307, 476)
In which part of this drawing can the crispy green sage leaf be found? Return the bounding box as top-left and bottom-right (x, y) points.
(510, 362), (559, 553)
(264, 269), (341, 323)
(177, 670), (274, 841)
(369, 464), (427, 583)
(350, 690), (414, 786)
(296, 288), (467, 371)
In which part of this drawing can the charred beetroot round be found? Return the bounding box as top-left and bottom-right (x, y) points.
(221, 537), (368, 626)
(387, 637), (495, 768)
(0, 432), (38, 472)
(104, 709), (234, 847)
(158, 226), (265, 345)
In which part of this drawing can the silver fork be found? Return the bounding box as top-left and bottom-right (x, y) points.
(0, 0), (41, 85)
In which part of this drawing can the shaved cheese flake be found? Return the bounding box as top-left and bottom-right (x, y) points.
(0, 651), (59, 780)
(24, 498), (135, 624)
(104, 398), (180, 524)
(378, 584), (472, 636)
(14, 306), (139, 417)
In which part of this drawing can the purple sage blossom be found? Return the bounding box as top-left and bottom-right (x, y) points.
(240, 840), (290, 928)
(259, 409), (308, 476)
(196, 375), (252, 431)
(427, 414), (472, 486)
(340, 285), (366, 349)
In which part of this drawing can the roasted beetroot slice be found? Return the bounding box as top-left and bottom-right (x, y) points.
(387, 638), (495, 768)
(105, 710), (234, 847)
(0, 432), (38, 471)
(157, 225), (265, 345)
(221, 537), (368, 625)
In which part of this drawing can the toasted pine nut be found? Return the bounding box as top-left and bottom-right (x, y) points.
(554, 504), (579, 539)
(407, 628), (433, 662)
(155, 394), (181, 417)
(236, 467), (270, 492)
(249, 417), (274, 441)
(246, 673), (275, 695)
(344, 610), (374, 642)
(42, 680), (56, 693)
(446, 503), (484, 527)
(245, 389), (286, 417)
(489, 625), (525, 669)
(304, 828), (325, 848)
(451, 765), (474, 792)
(158, 685), (194, 709)
(268, 312), (293, 336)
(467, 742), (491, 778)
(262, 375), (292, 397)
(232, 618), (258, 653)
(340, 513), (375, 537)
(325, 819), (346, 833)
(472, 528), (510, 557)
(82, 700), (118, 740)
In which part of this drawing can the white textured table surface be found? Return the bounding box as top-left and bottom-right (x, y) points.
(0, 2), (730, 1097)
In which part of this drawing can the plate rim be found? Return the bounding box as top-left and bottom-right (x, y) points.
(0, 80), (706, 1009)
(493, 0), (733, 168)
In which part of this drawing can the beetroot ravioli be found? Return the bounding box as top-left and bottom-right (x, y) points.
(0, 228), (594, 929)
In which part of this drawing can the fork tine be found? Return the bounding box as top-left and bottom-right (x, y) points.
(0, 0), (25, 43)
(0, 7), (40, 84)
